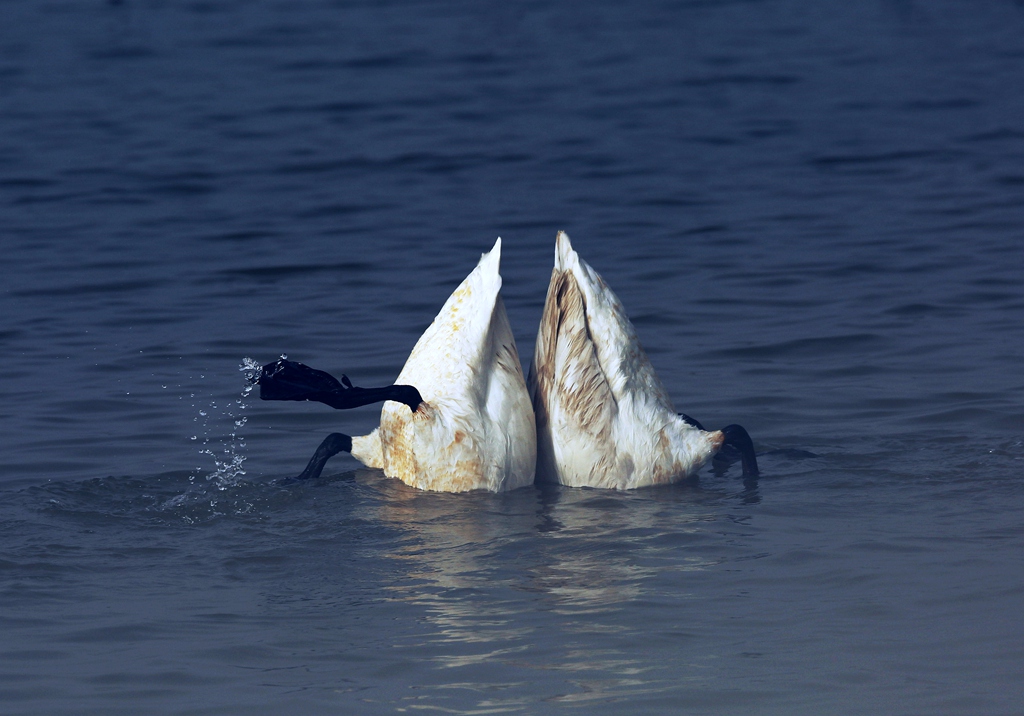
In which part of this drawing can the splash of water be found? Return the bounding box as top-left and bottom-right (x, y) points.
(240, 355), (262, 397)
(159, 363), (261, 518)
(185, 362), (257, 490)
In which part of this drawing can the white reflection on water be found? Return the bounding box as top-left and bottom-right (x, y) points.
(349, 470), (738, 708)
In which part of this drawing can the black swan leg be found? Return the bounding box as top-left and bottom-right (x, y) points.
(680, 413), (760, 478)
(288, 432), (353, 482)
(721, 424), (759, 478)
(253, 358), (421, 412)
(251, 358), (420, 483)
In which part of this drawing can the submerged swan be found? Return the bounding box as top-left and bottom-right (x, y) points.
(528, 231), (758, 489)
(254, 238), (537, 492)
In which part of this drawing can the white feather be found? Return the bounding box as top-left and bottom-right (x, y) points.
(354, 238), (536, 492)
(528, 232), (723, 489)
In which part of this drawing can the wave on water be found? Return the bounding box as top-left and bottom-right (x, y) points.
(16, 358), (313, 526)
(22, 467), (335, 528)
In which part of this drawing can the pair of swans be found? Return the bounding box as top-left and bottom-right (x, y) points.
(253, 232), (758, 491)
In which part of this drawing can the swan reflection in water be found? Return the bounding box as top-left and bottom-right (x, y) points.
(347, 469), (752, 702)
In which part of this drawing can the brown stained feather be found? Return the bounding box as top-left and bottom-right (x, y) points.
(494, 340), (524, 381)
(551, 270), (616, 439)
(530, 271), (558, 407)
(351, 429), (384, 469)
(376, 296), (530, 493)
(532, 266), (626, 485)
(378, 402), (484, 493)
(531, 233), (723, 488)
(531, 269), (620, 484)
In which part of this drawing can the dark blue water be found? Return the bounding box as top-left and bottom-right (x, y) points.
(3, 1), (1024, 714)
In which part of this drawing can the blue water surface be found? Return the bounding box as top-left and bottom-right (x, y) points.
(2, 1), (1024, 714)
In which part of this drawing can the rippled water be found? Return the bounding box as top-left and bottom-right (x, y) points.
(3, 1), (1024, 714)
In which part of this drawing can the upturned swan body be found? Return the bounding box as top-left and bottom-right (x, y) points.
(528, 232), (757, 489)
(256, 238), (537, 492)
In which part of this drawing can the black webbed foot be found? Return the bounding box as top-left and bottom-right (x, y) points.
(720, 424), (759, 478)
(680, 413), (760, 478)
(254, 358), (422, 412)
